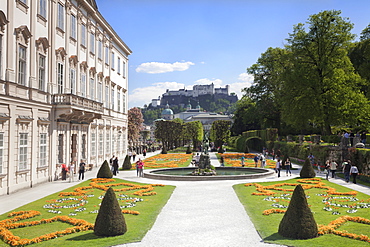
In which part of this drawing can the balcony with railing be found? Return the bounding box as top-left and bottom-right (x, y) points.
(52, 94), (103, 123)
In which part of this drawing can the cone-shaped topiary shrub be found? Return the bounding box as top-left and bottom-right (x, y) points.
(94, 187), (127, 236)
(97, 160), (113, 178)
(300, 158), (316, 178)
(186, 146), (192, 154)
(278, 184), (318, 239)
(161, 146), (167, 154)
(122, 155), (132, 170)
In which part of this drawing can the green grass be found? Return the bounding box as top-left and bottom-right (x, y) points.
(234, 178), (370, 247)
(0, 178), (175, 247)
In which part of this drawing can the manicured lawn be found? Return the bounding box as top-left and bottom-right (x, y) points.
(0, 178), (175, 247)
(234, 177), (370, 247)
(130, 153), (193, 169)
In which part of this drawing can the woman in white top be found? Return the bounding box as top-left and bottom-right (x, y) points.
(350, 164), (359, 184)
(329, 160), (338, 178)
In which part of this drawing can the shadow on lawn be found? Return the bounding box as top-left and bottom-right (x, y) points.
(264, 232), (286, 241)
(67, 232), (101, 241)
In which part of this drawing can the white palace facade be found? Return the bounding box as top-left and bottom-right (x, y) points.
(0, 0), (131, 195)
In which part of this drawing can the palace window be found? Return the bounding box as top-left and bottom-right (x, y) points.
(19, 133), (28, 170)
(81, 73), (86, 97)
(71, 15), (76, 39)
(81, 134), (86, 159)
(39, 133), (47, 167)
(90, 32), (95, 54)
(81, 24), (86, 47)
(106, 132), (110, 154)
(91, 132), (96, 156)
(122, 61), (126, 78)
(57, 62), (64, 94)
(105, 46), (109, 65)
(111, 88), (115, 110)
(38, 55), (45, 91)
(98, 40), (102, 60)
(117, 91), (121, 112)
(98, 133), (103, 155)
(105, 85), (109, 108)
(97, 80), (102, 102)
(57, 3), (64, 30)
(39, 0), (47, 18)
(18, 46), (27, 85)
(90, 78), (95, 100)
(117, 57), (121, 74)
(111, 52), (115, 69)
(58, 134), (64, 163)
(70, 68), (76, 94)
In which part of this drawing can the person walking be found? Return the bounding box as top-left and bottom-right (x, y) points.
(350, 163), (359, 184)
(242, 155), (246, 167)
(112, 157), (119, 175)
(143, 149), (147, 157)
(324, 160), (330, 180)
(285, 158), (292, 176)
(78, 160), (86, 181)
(68, 161), (75, 182)
(260, 153), (266, 168)
(342, 160), (351, 183)
(136, 158), (144, 177)
(61, 163), (68, 180)
(253, 154), (258, 167)
(275, 159), (281, 178)
(132, 150), (137, 162)
(330, 160), (338, 178)
(128, 150), (132, 161)
(220, 155), (225, 167)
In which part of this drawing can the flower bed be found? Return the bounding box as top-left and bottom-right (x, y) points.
(133, 153), (192, 169)
(0, 178), (172, 247)
(221, 153), (276, 168)
(235, 178), (370, 245)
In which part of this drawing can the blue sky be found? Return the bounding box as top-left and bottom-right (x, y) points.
(96, 0), (370, 108)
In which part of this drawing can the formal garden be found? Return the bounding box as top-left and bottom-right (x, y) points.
(0, 176), (174, 247)
(234, 177), (370, 246)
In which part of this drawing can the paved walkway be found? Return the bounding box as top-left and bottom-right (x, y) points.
(1, 152), (369, 247)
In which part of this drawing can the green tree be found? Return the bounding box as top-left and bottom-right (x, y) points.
(231, 96), (260, 135)
(184, 121), (203, 150)
(282, 10), (369, 135)
(155, 120), (183, 150)
(210, 120), (231, 148)
(246, 47), (288, 131)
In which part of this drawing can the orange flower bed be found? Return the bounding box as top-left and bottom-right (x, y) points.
(0, 211), (93, 246)
(133, 153), (192, 169)
(222, 153), (275, 168)
(244, 178), (370, 243)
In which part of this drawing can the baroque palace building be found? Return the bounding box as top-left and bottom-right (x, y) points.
(0, 0), (131, 195)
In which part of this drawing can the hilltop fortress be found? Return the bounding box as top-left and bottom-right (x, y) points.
(152, 83), (238, 108)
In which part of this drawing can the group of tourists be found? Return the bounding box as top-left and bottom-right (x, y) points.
(323, 159), (359, 183)
(58, 160), (86, 182)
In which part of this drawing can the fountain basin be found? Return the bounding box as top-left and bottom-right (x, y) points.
(144, 167), (274, 181)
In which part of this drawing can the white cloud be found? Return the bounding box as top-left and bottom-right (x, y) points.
(228, 73), (254, 99)
(135, 61), (195, 74)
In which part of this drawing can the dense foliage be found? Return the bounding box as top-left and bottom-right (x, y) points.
(233, 10), (370, 136)
(210, 120), (231, 148)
